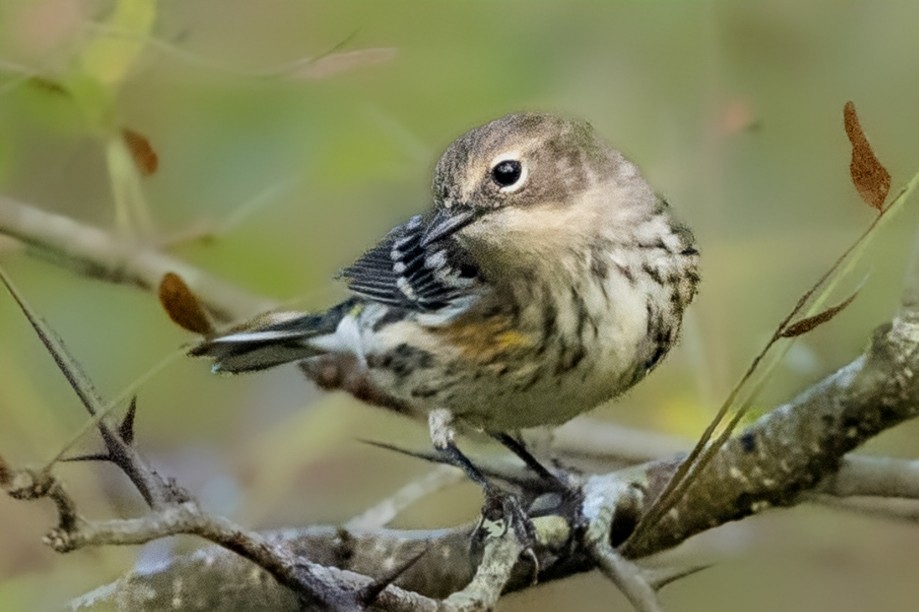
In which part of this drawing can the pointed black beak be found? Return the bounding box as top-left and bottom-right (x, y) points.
(420, 207), (477, 247)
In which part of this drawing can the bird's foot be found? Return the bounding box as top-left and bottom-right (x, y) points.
(478, 484), (534, 545)
(474, 483), (540, 583)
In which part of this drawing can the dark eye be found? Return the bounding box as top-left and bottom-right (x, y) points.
(490, 159), (523, 188)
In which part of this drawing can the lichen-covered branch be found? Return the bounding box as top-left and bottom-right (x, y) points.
(623, 314), (919, 557)
(58, 313), (919, 610)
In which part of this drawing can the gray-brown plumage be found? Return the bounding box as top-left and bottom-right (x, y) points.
(193, 112), (700, 437)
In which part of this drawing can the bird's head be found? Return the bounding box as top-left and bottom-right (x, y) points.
(423, 112), (660, 273)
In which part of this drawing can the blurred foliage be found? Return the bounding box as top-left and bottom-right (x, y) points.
(2, 1), (919, 610)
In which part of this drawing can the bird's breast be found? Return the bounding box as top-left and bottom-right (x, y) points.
(359, 269), (656, 428)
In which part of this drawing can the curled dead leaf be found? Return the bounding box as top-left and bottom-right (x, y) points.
(843, 101), (890, 211)
(780, 289), (860, 338)
(121, 127), (159, 177)
(158, 272), (213, 335)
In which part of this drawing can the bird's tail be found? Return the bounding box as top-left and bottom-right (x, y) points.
(190, 300), (355, 374)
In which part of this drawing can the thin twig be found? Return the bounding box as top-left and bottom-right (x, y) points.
(347, 465), (464, 530)
(0, 195), (274, 321)
(0, 265), (177, 507)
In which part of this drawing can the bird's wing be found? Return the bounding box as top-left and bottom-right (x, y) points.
(339, 215), (481, 312)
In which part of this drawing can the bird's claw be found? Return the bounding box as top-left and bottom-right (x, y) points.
(475, 485), (539, 581)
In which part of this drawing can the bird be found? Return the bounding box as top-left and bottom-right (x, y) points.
(192, 111), (700, 490)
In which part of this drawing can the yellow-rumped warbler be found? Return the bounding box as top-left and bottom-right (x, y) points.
(193, 112), (699, 482)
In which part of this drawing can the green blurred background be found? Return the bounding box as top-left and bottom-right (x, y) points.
(2, 1), (919, 610)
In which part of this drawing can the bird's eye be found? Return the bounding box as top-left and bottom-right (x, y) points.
(490, 159), (526, 191)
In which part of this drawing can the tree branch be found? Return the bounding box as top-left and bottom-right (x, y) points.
(622, 312), (919, 557)
(818, 455), (919, 499)
(4, 194), (919, 610)
(0, 195), (273, 322)
(47, 311), (919, 610)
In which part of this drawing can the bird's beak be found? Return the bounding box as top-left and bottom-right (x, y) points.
(420, 207), (477, 246)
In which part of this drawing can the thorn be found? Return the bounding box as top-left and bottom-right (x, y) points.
(120, 397), (138, 445)
(358, 438), (544, 490)
(646, 563), (714, 591)
(358, 546), (429, 606)
(59, 453), (113, 463)
(357, 438), (446, 464)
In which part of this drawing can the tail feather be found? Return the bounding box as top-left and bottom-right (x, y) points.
(191, 299), (356, 374)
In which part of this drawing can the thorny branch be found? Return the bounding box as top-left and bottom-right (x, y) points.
(2, 190), (919, 610)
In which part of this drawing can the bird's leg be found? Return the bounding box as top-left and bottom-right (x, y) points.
(491, 432), (568, 492)
(428, 409), (535, 547)
(428, 408), (489, 486)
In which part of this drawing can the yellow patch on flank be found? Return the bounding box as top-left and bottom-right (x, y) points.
(434, 315), (535, 363)
(494, 329), (530, 350)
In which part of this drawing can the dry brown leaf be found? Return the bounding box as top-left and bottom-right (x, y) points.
(779, 290), (859, 338)
(158, 272), (213, 335)
(844, 101), (890, 211)
(121, 127), (159, 177)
